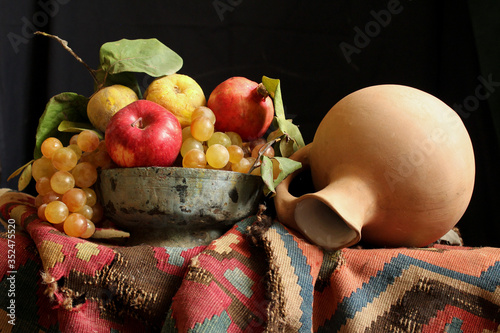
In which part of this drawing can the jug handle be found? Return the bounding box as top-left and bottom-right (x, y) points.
(274, 143), (313, 231)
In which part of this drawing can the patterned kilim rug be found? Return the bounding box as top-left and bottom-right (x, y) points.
(0, 189), (499, 332)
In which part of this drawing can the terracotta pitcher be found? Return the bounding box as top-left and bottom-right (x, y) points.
(274, 84), (475, 250)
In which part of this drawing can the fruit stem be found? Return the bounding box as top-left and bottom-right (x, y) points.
(131, 117), (143, 129)
(257, 83), (270, 98)
(34, 31), (98, 84)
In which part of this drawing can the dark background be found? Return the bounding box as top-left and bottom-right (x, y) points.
(1, 1), (499, 247)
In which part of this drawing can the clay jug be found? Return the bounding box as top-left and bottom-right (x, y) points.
(274, 84), (475, 250)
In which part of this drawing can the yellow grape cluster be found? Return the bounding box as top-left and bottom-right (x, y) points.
(181, 106), (276, 173)
(32, 130), (113, 238)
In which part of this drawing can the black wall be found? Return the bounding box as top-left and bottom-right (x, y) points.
(1, 0), (499, 247)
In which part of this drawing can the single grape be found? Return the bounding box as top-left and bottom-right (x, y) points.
(76, 205), (93, 220)
(93, 150), (113, 169)
(63, 213), (88, 237)
(241, 143), (252, 157)
(69, 134), (79, 145)
(231, 158), (252, 173)
(265, 146), (276, 158)
(226, 132), (243, 147)
(206, 144), (229, 169)
(52, 147), (78, 171)
(251, 143), (275, 159)
(78, 151), (96, 166)
(82, 188), (97, 207)
(42, 191), (61, 204)
(191, 106), (216, 124)
(181, 138), (204, 157)
(67, 144), (83, 159)
(78, 140), (108, 166)
(207, 132), (231, 147)
(72, 162), (98, 188)
(249, 138), (267, 151)
(191, 116), (214, 142)
(50, 171), (75, 194)
(34, 194), (44, 208)
(247, 157), (259, 168)
(41, 137), (63, 159)
(62, 188), (87, 212)
(32, 157), (57, 181)
(77, 130), (100, 152)
(182, 149), (207, 168)
(221, 162), (233, 171)
(37, 203), (47, 221)
(227, 145), (244, 164)
(45, 200), (69, 224)
(182, 126), (193, 142)
(97, 140), (107, 151)
(36, 176), (52, 196)
(80, 220), (96, 239)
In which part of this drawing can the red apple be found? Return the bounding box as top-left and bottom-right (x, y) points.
(105, 100), (182, 167)
(207, 77), (274, 141)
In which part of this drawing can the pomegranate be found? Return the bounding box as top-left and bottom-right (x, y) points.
(207, 77), (274, 141)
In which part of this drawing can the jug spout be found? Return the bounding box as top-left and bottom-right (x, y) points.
(294, 194), (360, 250)
(294, 175), (375, 250)
(274, 143), (376, 250)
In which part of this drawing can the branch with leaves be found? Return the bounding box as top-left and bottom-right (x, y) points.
(9, 33), (306, 196)
(252, 76), (304, 195)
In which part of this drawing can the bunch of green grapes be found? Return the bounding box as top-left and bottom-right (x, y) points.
(181, 106), (275, 173)
(32, 130), (111, 238)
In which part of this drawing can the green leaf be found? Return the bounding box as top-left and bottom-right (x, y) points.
(277, 118), (305, 150)
(260, 156), (275, 194)
(279, 135), (296, 158)
(261, 156), (302, 196)
(262, 76), (285, 118)
(18, 163), (32, 191)
(7, 160), (34, 182)
(257, 76), (305, 195)
(272, 156), (302, 189)
(99, 38), (183, 78)
(262, 76), (305, 150)
(34, 92), (89, 159)
(58, 120), (103, 139)
(261, 77), (279, 99)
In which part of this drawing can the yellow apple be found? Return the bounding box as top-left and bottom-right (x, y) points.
(87, 84), (139, 133)
(144, 73), (206, 127)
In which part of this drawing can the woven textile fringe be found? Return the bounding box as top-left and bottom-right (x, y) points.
(248, 213), (328, 332)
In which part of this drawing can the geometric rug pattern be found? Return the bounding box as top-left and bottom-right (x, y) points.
(0, 189), (498, 332)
